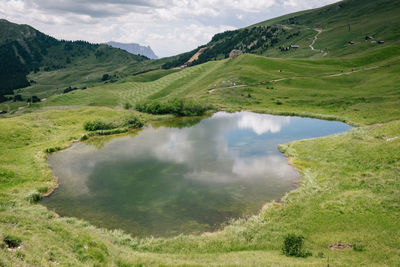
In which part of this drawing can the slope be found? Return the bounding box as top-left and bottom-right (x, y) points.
(0, 19), (150, 102)
(0, 45), (399, 265)
(162, 0), (400, 68)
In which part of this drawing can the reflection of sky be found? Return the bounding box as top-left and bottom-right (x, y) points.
(48, 111), (352, 195)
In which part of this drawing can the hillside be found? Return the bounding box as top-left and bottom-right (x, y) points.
(1, 46), (399, 265)
(106, 41), (158, 59)
(0, 19), (150, 102)
(162, 0), (400, 69)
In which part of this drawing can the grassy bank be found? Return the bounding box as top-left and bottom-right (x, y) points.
(0, 47), (399, 265)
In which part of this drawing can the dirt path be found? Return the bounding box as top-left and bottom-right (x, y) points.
(208, 78), (289, 94)
(269, 78), (288, 83)
(208, 84), (246, 94)
(310, 28), (322, 51)
(326, 66), (379, 77)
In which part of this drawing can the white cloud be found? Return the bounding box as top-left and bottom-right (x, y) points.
(1, 0), (340, 57)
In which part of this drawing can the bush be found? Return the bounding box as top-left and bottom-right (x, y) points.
(135, 98), (211, 116)
(84, 119), (115, 131)
(282, 234), (312, 257)
(63, 86), (78, 94)
(124, 102), (132, 110)
(123, 115), (144, 128)
(45, 146), (61, 153)
(102, 74), (111, 81)
(353, 243), (365, 252)
(27, 95), (41, 103)
(3, 235), (22, 248)
(37, 186), (48, 193)
(84, 115), (143, 133)
(13, 94), (23, 102)
(95, 128), (128, 136)
(27, 191), (41, 204)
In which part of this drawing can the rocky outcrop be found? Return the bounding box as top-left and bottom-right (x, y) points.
(229, 50), (243, 59)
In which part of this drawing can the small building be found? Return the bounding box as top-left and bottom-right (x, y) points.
(371, 40), (377, 44)
(0, 110), (7, 114)
(348, 41), (355, 45)
(378, 41), (385, 44)
(290, 45), (299, 49)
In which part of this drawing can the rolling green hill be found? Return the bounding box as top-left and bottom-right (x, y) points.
(1, 45), (399, 265)
(162, 0), (400, 68)
(0, 0), (399, 265)
(0, 19), (151, 103)
(3, 0), (399, 109)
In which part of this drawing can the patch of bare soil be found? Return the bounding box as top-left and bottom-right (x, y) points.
(330, 243), (353, 250)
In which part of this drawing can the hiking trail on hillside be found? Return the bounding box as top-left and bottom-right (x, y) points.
(310, 28), (322, 51)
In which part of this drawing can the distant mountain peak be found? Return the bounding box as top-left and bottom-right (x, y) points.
(106, 41), (158, 59)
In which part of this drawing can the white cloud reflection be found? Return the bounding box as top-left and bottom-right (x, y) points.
(232, 155), (294, 178)
(49, 111), (298, 196)
(237, 112), (290, 135)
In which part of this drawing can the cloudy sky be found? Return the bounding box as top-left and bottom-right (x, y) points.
(1, 0), (339, 57)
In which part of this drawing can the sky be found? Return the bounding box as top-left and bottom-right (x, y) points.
(1, 0), (339, 57)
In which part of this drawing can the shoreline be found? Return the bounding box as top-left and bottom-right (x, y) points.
(39, 109), (353, 238)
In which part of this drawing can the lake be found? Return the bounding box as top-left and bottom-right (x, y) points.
(42, 111), (352, 237)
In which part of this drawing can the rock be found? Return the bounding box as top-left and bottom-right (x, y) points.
(229, 50), (243, 59)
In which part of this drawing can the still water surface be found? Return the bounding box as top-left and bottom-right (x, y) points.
(42, 112), (352, 237)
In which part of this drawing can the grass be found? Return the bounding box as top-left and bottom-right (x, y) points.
(2, 0), (399, 116)
(254, 0), (400, 58)
(0, 42), (399, 265)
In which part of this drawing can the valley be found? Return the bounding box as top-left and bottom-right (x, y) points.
(0, 0), (399, 265)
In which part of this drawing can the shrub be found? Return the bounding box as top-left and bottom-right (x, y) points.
(3, 235), (22, 248)
(102, 74), (111, 81)
(27, 191), (41, 204)
(13, 94), (23, 102)
(282, 234), (312, 257)
(37, 186), (48, 193)
(63, 86), (78, 94)
(45, 146), (61, 153)
(95, 128), (128, 136)
(27, 95), (41, 103)
(353, 243), (365, 252)
(124, 102), (133, 110)
(123, 115), (144, 128)
(135, 98), (211, 116)
(84, 115), (143, 133)
(84, 119), (114, 131)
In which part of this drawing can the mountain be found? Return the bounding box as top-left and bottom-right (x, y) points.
(0, 19), (149, 102)
(2, 0), (399, 103)
(161, 0), (400, 69)
(106, 41), (158, 59)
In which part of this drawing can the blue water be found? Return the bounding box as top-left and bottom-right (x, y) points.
(42, 112), (352, 237)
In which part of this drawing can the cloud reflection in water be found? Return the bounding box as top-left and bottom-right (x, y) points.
(44, 111), (352, 236)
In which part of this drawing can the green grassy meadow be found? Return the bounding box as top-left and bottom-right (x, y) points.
(0, 37), (399, 266)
